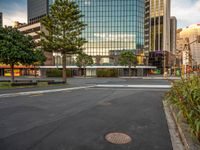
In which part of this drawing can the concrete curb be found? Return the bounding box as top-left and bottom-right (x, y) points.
(163, 101), (185, 150)
(163, 101), (200, 150)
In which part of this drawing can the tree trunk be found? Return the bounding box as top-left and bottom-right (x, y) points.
(34, 65), (37, 77)
(11, 64), (14, 82)
(128, 65), (131, 77)
(62, 53), (67, 83)
(84, 67), (86, 78)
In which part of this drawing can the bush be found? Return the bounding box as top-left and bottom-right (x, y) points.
(96, 69), (118, 77)
(166, 76), (200, 141)
(46, 69), (72, 77)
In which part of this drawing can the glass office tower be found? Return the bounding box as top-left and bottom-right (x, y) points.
(75, 0), (144, 64)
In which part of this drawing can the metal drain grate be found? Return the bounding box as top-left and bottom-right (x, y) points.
(105, 132), (132, 145)
(99, 102), (112, 106)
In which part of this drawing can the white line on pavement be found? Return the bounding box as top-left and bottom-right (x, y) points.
(0, 86), (94, 98)
(0, 84), (171, 99)
(95, 84), (172, 88)
(90, 88), (170, 91)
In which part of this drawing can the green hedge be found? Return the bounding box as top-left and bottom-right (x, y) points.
(96, 69), (118, 77)
(46, 69), (72, 77)
(166, 76), (200, 141)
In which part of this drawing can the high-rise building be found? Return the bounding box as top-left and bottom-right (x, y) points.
(170, 16), (177, 54)
(27, 0), (54, 24)
(0, 12), (2, 27)
(18, 22), (54, 66)
(75, 0), (145, 64)
(145, 0), (171, 72)
(144, 0), (171, 52)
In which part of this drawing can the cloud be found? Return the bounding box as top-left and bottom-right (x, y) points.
(171, 0), (200, 28)
(0, 1), (27, 26)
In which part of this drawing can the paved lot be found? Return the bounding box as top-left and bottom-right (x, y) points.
(0, 79), (172, 150)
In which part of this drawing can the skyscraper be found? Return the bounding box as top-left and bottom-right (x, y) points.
(75, 0), (144, 64)
(0, 12), (2, 27)
(144, 0), (170, 52)
(170, 16), (177, 54)
(27, 0), (54, 24)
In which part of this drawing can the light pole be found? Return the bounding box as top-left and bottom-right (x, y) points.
(163, 51), (166, 78)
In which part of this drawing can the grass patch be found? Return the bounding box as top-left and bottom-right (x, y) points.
(0, 82), (11, 89)
(0, 81), (67, 89)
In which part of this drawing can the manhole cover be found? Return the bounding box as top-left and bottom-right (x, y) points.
(105, 132), (132, 145)
(98, 101), (111, 106)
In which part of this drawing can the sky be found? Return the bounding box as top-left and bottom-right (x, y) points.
(0, 0), (200, 28)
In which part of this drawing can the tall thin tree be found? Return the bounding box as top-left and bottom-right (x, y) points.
(40, 0), (86, 83)
(76, 52), (93, 77)
(119, 50), (137, 77)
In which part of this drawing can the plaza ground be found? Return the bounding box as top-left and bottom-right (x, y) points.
(0, 78), (173, 150)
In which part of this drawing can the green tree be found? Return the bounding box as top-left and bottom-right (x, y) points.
(76, 52), (93, 77)
(40, 0), (86, 83)
(0, 26), (37, 82)
(33, 49), (47, 77)
(119, 50), (137, 77)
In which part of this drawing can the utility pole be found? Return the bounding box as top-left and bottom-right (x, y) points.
(163, 51), (166, 78)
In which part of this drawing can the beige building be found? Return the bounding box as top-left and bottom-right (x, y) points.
(177, 24), (200, 65)
(13, 21), (26, 28)
(18, 22), (54, 66)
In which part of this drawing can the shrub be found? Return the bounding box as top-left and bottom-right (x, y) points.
(96, 69), (118, 77)
(46, 69), (72, 77)
(166, 76), (200, 141)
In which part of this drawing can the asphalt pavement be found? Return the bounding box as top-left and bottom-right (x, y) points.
(0, 79), (173, 150)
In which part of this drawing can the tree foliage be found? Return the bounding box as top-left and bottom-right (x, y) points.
(33, 49), (47, 66)
(76, 52), (93, 77)
(40, 0), (86, 82)
(166, 76), (200, 141)
(0, 26), (39, 81)
(119, 50), (137, 76)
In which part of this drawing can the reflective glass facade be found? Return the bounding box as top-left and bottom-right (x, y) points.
(75, 0), (144, 64)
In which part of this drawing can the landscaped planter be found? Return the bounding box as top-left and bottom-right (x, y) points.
(0, 80), (10, 82)
(165, 76), (200, 148)
(168, 104), (200, 150)
(48, 81), (66, 85)
(14, 80), (33, 83)
(11, 82), (37, 86)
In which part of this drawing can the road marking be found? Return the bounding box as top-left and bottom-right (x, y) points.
(29, 93), (44, 97)
(90, 87), (170, 91)
(95, 84), (171, 88)
(0, 86), (94, 98)
(62, 91), (72, 93)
